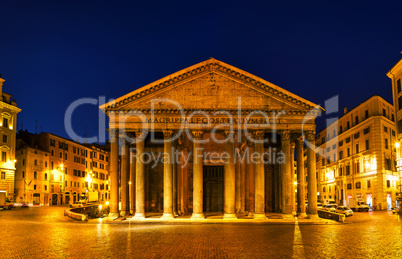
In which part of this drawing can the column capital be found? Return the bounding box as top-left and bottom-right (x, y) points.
(109, 128), (119, 142)
(296, 135), (305, 146)
(252, 130), (265, 140)
(305, 131), (316, 142)
(163, 130), (174, 139)
(280, 130), (291, 141)
(134, 129), (148, 140)
(192, 130), (204, 140)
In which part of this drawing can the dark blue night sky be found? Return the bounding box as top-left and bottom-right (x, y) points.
(1, 0), (402, 143)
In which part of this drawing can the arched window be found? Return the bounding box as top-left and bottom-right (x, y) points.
(22, 171), (25, 178)
(45, 161), (47, 167)
(34, 159), (37, 166)
(34, 171), (37, 179)
(44, 173), (47, 180)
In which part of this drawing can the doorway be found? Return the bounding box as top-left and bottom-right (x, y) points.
(203, 166), (224, 212)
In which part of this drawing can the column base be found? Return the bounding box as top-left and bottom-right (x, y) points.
(297, 212), (308, 218)
(247, 211), (255, 217)
(307, 214), (319, 219)
(132, 213), (146, 220)
(120, 211), (129, 217)
(190, 213), (205, 220)
(282, 213), (294, 220)
(173, 211), (179, 217)
(108, 212), (119, 220)
(253, 213), (267, 220)
(223, 213), (238, 220)
(161, 213), (175, 220)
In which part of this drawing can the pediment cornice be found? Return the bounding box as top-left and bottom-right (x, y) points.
(100, 58), (323, 113)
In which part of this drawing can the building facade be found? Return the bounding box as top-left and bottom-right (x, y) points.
(388, 58), (402, 209)
(0, 75), (21, 201)
(316, 96), (398, 210)
(15, 131), (110, 206)
(100, 58), (322, 219)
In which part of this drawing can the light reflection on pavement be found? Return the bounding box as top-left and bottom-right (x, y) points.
(1, 206), (402, 258)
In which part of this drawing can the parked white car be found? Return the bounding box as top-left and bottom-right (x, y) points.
(323, 204), (337, 212)
(70, 201), (86, 208)
(335, 206), (353, 217)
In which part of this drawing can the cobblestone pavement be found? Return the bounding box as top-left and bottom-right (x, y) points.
(1, 207), (402, 258)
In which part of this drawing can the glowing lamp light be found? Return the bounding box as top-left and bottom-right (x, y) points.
(13, 159), (16, 163)
(293, 181), (297, 186)
(99, 205), (102, 210)
(106, 201), (110, 205)
(395, 142), (400, 148)
(128, 181), (132, 185)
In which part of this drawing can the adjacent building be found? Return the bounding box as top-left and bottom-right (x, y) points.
(316, 95), (398, 210)
(0, 75), (21, 201)
(387, 58), (402, 208)
(15, 130), (110, 206)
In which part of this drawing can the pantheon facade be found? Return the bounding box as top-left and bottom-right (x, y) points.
(100, 58), (321, 219)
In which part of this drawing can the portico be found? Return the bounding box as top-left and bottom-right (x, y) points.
(100, 58), (321, 220)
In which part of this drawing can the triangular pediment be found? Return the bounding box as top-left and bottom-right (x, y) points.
(100, 58), (322, 114)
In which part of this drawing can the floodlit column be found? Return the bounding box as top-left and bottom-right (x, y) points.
(248, 143), (255, 216)
(235, 151), (241, 213)
(296, 136), (306, 217)
(244, 145), (250, 214)
(224, 130), (237, 219)
(306, 132), (318, 215)
(281, 131), (293, 216)
(120, 136), (130, 216)
(162, 130), (175, 220)
(109, 128), (119, 218)
(133, 130), (147, 219)
(253, 131), (267, 219)
(191, 131), (205, 219)
(172, 144), (178, 217)
(290, 142), (296, 214)
(240, 150), (246, 213)
(129, 145), (136, 215)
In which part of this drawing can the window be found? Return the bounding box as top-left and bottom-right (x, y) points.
(44, 173), (47, 180)
(384, 126), (388, 133)
(340, 126), (343, 134)
(385, 158), (391, 170)
(3, 118), (9, 128)
(332, 144), (336, 150)
(367, 180), (371, 188)
(34, 185), (37, 190)
(1, 151), (6, 162)
(339, 166), (343, 176)
(385, 138), (389, 149)
(51, 150), (54, 156)
(365, 110), (369, 119)
(45, 185), (47, 191)
(60, 152), (62, 158)
(356, 182), (361, 189)
(34, 171), (37, 179)
(0, 172), (5, 179)
(364, 127), (370, 134)
(339, 140), (343, 147)
(398, 79), (402, 93)
(356, 161), (360, 173)
(398, 96), (402, 110)
(383, 108), (386, 117)
(354, 132), (360, 139)
(356, 144), (359, 154)
(365, 139), (369, 150)
(51, 162), (54, 170)
(347, 121), (350, 130)
(355, 116), (359, 125)
(346, 137), (351, 143)
(387, 180), (391, 188)
(339, 151), (343, 159)
(392, 114), (395, 122)
(347, 183), (352, 190)
(347, 148), (350, 157)
(45, 161), (47, 167)
(22, 171), (24, 178)
(34, 159), (37, 166)
(50, 139), (56, 147)
(2, 135), (7, 143)
(392, 130), (396, 136)
(346, 165), (350, 175)
(65, 153), (67, 160)
(22, 159), (25, 165)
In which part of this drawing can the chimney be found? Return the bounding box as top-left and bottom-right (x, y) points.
(0, 74), (4, 94)
(344, 107), (348, 114)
